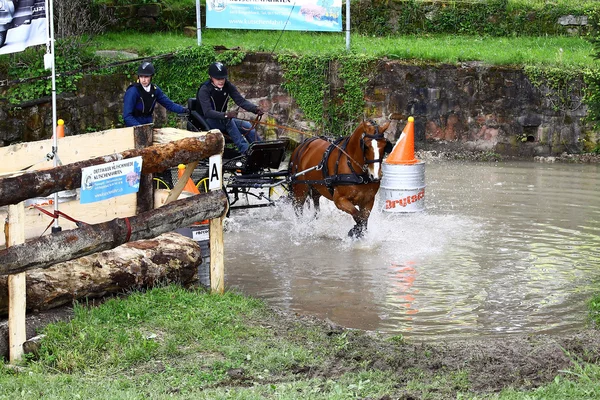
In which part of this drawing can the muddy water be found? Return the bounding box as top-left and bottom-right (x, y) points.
(223, 161), (600, 339)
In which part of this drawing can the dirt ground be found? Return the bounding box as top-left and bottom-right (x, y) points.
(2, 294), (600, 398)
(267, 308), (600, 398)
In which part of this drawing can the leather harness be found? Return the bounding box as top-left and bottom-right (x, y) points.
(290, 123), (385, 195)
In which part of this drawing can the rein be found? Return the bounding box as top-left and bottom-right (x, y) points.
(236, 116), (372, 171)
(290, 121), (386, 190)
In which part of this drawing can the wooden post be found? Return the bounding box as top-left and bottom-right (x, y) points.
(134, 125), (154, 214)
(209, 214), (225, 294)
(208, 154), (225, 294)
(7, 203), (26, 362)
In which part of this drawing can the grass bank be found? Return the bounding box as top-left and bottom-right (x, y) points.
(1, 285), (600, 399)
(92, 30), (596, 69)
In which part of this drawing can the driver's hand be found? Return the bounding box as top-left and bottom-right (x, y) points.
(225, 110), (238, 119)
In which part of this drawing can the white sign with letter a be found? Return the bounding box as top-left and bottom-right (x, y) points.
(209, 154), (222, 191)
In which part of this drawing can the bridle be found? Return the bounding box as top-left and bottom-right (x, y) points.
(357, 120), (386, 172)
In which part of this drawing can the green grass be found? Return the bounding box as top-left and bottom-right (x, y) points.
(91, 31), (596, 69)
(1, 284), (600, 399)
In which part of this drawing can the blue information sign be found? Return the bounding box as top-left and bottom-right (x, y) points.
(207, 0), (342, 32)
(80, 157), (143, 204)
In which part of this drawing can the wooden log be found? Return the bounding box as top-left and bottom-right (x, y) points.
(0, 131), (224, 207)
(0, 190), (227, 276)
(0, 232), (202, 316)
(0, 232), (203, 359)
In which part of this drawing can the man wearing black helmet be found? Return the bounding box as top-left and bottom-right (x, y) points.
(196, 62), (264, 154)
(123, 61), (188, 127)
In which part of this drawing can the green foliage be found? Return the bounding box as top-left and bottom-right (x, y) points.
(152, 45), (219, 105)
(583, 68), (600, 134)
(329, 54), (377, 134)
(525, 65), (583, 113)
(351, 0), (600, 37)
(278, 54), (329, 130)
(278, 53), (375, 136)
(1, 41), (94, 104)
(35, 285), (266, 372)
(589, 293), (600, 327)
(93, 0), (159, 4)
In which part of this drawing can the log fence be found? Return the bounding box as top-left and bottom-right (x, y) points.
(0, 125), (227, 362)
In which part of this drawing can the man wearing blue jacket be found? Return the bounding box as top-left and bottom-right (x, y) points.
(123, 61), (188, 127)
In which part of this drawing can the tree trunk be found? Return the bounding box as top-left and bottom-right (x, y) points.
(0, 190), (227, 276)
(0, 131), (224, 207)
(0, 232), (202, 315)
(0, 232), (205, 358)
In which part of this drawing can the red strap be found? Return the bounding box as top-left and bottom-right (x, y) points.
(124, 217), (132, 243)
(32, 205), (88, 236)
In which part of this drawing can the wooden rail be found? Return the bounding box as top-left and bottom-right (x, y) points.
(1, 126), (226, 362)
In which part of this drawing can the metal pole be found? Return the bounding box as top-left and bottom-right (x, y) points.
(48, 0), (61, 232)
(196, 0), (202, 46)
(345, 0), (350, 51)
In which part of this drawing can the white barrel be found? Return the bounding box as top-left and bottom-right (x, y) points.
(379, 161), (426, 213)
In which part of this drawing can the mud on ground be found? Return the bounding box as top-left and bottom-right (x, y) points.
(3, 301), (600, 398)
(266, 308), (600, 398)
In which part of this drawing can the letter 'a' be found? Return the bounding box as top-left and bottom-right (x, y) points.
(209, 154), (222, 191)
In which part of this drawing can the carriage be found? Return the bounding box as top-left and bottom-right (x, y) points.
(163, 98), (291, 210)
(167, 99), (392, 237)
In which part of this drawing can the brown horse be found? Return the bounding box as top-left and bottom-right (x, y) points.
(288, 120), (391, 238)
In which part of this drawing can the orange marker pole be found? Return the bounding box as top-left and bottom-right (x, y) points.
(52, 119), (65, 233)
(55, 119), (65, 139)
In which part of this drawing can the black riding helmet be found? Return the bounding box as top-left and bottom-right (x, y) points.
(137, 61), (155, 76)
(208, 62), (228, 79)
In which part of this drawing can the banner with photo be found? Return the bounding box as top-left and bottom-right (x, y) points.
(0, 1), (47, 55)
(207, 0), (342, 32)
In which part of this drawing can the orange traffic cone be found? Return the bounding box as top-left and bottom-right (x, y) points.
(177, 164), (209, 224)
(177, 164), (200, 195)
(386, 116), (418, 165)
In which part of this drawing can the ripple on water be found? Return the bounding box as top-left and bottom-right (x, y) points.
(223, 161), (600, 339)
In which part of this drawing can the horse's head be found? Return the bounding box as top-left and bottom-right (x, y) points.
(359, 120), (391, 181)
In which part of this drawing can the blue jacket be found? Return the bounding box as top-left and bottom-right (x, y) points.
(123, 82), (186, 127)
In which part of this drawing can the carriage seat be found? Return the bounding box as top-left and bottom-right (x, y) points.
(245, 139), (289, 172)
(187, 97), (214, 133)
(223, 139), (289, 174)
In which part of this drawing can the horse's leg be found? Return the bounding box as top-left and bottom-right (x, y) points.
(350, 196), (378, 238)
(332, 195), (366, 238)
(310, 188), (321, 215)
(291, 183), (309, 216)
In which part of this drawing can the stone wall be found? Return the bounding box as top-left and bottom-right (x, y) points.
(0, 53), (594, 157)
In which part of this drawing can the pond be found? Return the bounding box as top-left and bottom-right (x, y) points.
(223, 160), (600, 340)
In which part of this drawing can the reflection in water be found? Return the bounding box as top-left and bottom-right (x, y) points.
(224, 161), (600, 339)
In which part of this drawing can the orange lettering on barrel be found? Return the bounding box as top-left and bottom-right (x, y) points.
(385, 189), (425, 209)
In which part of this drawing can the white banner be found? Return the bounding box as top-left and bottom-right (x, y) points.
(0, 1), (47, 55)
(207, 0), (342, 32)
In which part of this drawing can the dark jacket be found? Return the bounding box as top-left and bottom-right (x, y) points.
(123, 82), (186, 127)
(196, 79), (259, 119)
